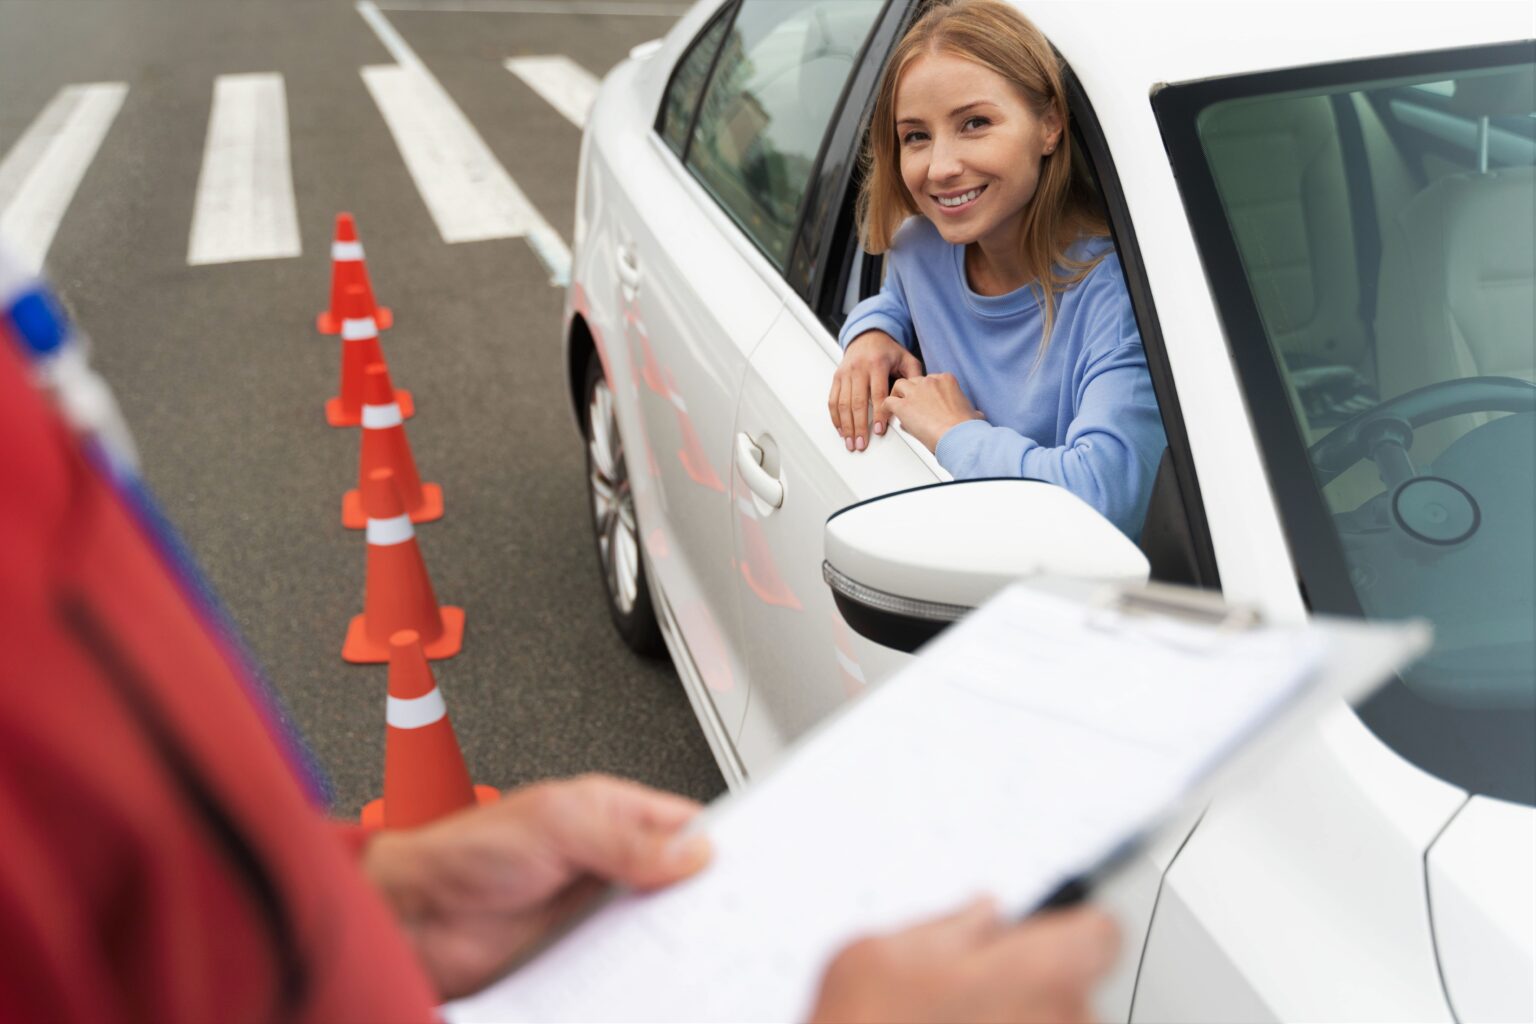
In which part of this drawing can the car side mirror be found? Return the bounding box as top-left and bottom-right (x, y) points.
(822, 480), (1150, 652)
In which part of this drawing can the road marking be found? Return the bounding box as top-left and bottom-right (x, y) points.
(375, 0), (688, 16)
(355, 0), (570, 283)
(0, 82), (127, 274)
(505, 55), (599, 129)
(187, 73), (302, 266)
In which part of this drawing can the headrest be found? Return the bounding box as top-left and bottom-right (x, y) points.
(1446, 65), (1535, 119)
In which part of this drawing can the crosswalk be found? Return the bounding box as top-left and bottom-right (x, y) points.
(0, 82), (127, 275)
(0, 1), (604, 283)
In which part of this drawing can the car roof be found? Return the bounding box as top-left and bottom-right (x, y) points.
(1020, 1), (1533, 93)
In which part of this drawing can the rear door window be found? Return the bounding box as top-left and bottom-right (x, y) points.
(684, 0), (885, 269)
(658, 6), (733, 157)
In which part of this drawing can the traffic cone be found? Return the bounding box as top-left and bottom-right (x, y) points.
(343, 363), (442, 528)
(343, 468), (465, 663)
(318, 212), (393, 335)
(325, 283), (414, 428)
(361, 630), (497, 829)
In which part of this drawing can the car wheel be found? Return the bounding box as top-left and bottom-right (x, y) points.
(582, 351), (664, 656)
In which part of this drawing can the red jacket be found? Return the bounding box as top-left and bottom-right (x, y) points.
(0, 339), (440, 1021)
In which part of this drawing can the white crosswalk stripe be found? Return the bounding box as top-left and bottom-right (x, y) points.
(187, 73), (303, 266)
(356, 0), (571, 284)
(505, 55), (600, 129)
(0, 82), (127, 274)
(1, 17), (594, 285)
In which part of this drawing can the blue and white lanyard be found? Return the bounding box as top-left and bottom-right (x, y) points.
(3, 254), (331, 807)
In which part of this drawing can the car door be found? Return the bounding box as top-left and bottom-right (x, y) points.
(731, 299), (942, 767)
(612, 0), (899, 765)
(597, 0), (778, 746)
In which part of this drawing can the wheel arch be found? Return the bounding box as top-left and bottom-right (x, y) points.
(566, 312), (598, 430)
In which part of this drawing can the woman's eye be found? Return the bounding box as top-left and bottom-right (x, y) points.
(901, 130), (929, 145)
(963, 116), (990, 131)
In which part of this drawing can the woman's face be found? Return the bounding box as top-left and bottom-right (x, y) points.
(895, 50), (1061, 251)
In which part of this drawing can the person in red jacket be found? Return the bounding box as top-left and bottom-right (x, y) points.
(0, 271), (1116, 1023)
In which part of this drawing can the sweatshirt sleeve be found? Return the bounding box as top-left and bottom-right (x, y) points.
(933, 293), (1166, 539)
(837, 253), (915, 352)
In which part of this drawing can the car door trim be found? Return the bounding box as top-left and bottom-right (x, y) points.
(1061, 65), (1222, 589)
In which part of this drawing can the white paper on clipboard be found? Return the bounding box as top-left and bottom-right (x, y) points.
(446, 581), (1430, 1024)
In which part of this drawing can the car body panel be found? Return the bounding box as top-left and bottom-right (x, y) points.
(1132, 708), (1467, 1022)
(731, 294), (941, 767)
(1427, 794), (1536, 1023)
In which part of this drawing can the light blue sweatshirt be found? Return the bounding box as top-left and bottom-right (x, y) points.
(838, 217), (1166, 539)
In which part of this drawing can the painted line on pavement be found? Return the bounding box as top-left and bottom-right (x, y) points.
(376, 0), (687, 16)
(355, 0), (571, 284)
(188, 73), (303, 266)
(505, 55), (599, 130)
(0, 82), (128, 274)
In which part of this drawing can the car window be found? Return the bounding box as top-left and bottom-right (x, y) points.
(685, 0), (885, 269)
(658, 6), (732, 158)
(1159, 47), (1536, 804)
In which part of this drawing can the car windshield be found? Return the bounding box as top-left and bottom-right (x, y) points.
(1158, 43), (1536, 805)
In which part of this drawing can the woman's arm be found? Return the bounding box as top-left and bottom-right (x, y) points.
(831, 259), (924, 450)
(929, 296), (1166, 539)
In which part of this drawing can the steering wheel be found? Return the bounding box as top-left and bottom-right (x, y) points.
(1310, 376), (1536, 488)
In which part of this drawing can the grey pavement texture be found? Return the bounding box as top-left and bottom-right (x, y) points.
(0, 0), (725, 814)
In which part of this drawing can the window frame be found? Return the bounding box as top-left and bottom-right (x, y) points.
(803, 24), (1222, 588)
(1154, 40), (1536, 804)
(652, 0), (895, 277)
(1151, 39), (1534, 618)
(653, 0), (740, 159)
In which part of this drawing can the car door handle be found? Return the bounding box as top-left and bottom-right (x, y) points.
(615, 242), (642, 290)
(735, 433), (783, 508)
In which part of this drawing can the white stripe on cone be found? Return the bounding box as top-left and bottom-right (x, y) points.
(387, 687), (447, 729)
(332, 240), (365, 260)
(362, 402), (404, 429)
(367, 513), (414, 546)
(342, 316), (378, 340)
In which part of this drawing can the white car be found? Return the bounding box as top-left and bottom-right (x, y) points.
(562, 1), (1534, 1020)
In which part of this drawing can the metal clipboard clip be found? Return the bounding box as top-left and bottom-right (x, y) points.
(1082, 581), (1264, 652)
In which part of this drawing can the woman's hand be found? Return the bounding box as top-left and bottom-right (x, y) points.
(829, 330), (924, 452)
(362, 774), (711, 1000)
(880, 372), (984, 453)
(810, 898), (1119, 1024)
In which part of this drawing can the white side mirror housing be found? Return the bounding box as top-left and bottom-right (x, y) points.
(823, 480), (1150, 651)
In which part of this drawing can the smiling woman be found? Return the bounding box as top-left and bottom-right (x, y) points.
(827, 0), (1167, 540)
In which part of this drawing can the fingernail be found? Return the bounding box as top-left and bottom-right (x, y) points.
(665, 833), (712, 870)
(856, 436), (866, 451)
(873, 422), (884, 435)
(845, 437), (853, 451)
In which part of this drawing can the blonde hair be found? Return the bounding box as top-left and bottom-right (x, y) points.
(858, 0), (1108, 351)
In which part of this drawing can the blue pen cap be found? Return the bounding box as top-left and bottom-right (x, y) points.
(7, 287), (70, 357)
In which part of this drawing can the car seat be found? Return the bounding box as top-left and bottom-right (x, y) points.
(1374, 67), (1536, 464)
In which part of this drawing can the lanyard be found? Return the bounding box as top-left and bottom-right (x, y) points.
(3, 256), (332, 808)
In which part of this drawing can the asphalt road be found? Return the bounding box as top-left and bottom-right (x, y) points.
(0, 0), (726, 813)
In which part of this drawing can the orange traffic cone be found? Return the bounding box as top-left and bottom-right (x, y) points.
(343, 363), (442, 528)
(361, 630), (497, 829)
(343, 468), (465, 663)
(325, 284), (414, 428)
(318, 212), (393, 335)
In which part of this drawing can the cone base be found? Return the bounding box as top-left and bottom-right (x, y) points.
(319, 305), (393, 335)
(326, 388), (414, 427)
(343, 482), (443, 529)
(343, 605), (465, 664)
(360, 785), (498, 829)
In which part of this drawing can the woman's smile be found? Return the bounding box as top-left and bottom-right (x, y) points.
(933, 185), (988, 213)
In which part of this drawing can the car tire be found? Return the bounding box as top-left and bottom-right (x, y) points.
(581, 350), (665, 657)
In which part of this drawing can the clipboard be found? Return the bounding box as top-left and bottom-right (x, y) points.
(446, 579), (1431, 1024)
